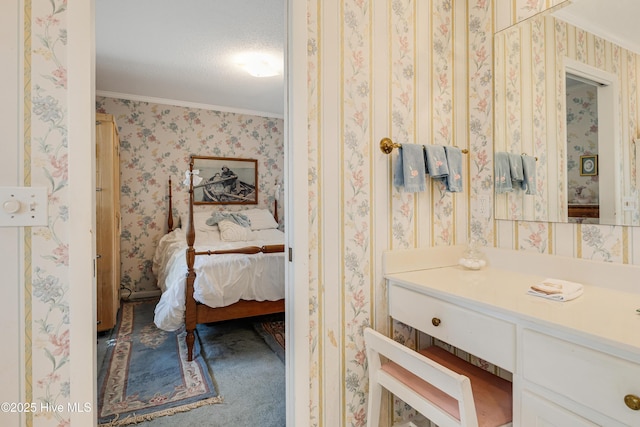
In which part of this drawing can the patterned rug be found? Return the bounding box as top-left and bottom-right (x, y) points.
(97, 300), (222, 426)
(252, 314), (285, 363)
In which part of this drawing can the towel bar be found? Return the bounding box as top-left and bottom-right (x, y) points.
(380, 137), (468, 155)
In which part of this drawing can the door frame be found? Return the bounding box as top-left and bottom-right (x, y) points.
(66, 1), (309, 425)
(564, 57), (620, 224)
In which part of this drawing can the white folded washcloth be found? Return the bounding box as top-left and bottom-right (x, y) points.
(527, 278), (584, 302)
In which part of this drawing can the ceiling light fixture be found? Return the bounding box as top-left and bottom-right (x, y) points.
(235, 52), (281, 78)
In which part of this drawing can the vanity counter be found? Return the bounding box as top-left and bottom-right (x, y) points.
(383, 246), (640, 426)
(386, 265), (640, 358)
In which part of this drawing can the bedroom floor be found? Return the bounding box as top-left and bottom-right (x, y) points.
(96, 312), (286, 427)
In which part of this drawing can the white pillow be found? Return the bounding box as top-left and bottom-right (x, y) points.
(191, 210), (219, 231)
(242, 208), (279, 230)
(218, 219), (251, 241)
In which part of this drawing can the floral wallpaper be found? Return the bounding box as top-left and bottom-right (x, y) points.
(307, 0), (495, 425)
(497, 0), (638, 264)
(96, 97), (284, 294)
(27, 0), (72, 426)
(30, 0), (71, 426)
(308, 0), (640, 426)
(8, 1), (640, 427)
(495, 10), (640, 225)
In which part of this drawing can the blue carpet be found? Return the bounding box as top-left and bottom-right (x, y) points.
(97, 300), (221, 426)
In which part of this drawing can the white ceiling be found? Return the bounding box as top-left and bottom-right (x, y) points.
(553, 0), (640, 55)
(96, 0), (638, 121)
(95, 0), (285, 118)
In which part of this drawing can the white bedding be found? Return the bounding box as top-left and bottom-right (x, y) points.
(152, 227), (285, 331)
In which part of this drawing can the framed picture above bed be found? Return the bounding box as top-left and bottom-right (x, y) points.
(192, 155), (258, 205)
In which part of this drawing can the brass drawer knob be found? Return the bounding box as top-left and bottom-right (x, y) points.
(431, 317), (441, 327)
(625, 394), (640, 410)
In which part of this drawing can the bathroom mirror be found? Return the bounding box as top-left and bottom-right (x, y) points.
(493, 0), (640, 226)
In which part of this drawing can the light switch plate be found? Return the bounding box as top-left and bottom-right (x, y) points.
(474, 195), (492, 219)
(0, 186), (48, 227)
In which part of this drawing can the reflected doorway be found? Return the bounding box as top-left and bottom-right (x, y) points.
(564, 59), (619, 224)
(566, 74), (600, 223)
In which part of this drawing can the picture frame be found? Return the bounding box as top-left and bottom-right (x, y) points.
(191, 155), (258, 204)
(579, 155), (598, 176)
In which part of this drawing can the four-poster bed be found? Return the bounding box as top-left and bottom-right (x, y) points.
(155, 158), (285, 361)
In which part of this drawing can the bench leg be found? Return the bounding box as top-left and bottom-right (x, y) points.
(367, 380), (382, 427)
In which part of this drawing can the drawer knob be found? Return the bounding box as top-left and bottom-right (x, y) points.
(431, 317), (441, 327)
(625, 394), (640, 410)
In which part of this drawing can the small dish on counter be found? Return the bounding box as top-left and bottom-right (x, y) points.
(458, 240), (487, 270)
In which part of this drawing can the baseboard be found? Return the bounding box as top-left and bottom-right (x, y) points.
(121, 289), (162, 300)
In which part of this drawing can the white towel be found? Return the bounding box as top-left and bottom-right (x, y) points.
(527, 278), (584, 301)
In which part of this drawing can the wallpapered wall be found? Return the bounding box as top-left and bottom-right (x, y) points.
(494, 2), (640, 264)
(306, 0), (640, 426)
(96, 97), (284, 294)
(494, 11), (640, 225)
(14, 0), (640, 427)
(13, 1), (73, 426)
(306, 0), (496, 425)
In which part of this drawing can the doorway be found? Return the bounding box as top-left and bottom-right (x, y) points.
(66, 1), (309, 425)
(564, 58), (619, 224)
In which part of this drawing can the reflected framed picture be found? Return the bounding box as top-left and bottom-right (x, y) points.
(191, 155), (258, 205)
(580, 155), (598, 176)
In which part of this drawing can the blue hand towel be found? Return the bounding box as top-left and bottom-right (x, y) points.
(424, 145), (449, 181)
(508, 153), (524, 187)
(494, 152), (513, 194)
(521, 154), (537, 195)
(393, 146), (405, 188)
(443, 146), (463, 192)
(393, 144), (427, 192)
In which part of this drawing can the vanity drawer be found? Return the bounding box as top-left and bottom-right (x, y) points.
(522, 329), (640, 426)
(388, 283), (516, 371)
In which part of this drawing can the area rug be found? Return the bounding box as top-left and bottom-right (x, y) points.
(252, 314), (285, 363)
(97, 300), (222, 426)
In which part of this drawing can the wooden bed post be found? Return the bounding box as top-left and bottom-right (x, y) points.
(274, 199), (278, 224)
(185, 158), (197, 361)
(167, 178), (174, 232)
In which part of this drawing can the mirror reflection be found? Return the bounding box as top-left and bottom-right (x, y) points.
(493, 0), (640, 226)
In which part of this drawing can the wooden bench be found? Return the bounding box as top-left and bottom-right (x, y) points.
(364, 328), (512, 427)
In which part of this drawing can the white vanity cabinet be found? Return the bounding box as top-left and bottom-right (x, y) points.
(388, 284), (516, 372)
(383, 247), (640, 427)
(520, 390), (599, 427)
(520, 328), (640, 426)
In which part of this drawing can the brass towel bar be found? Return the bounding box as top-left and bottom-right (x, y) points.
(380, 137), (468, 155)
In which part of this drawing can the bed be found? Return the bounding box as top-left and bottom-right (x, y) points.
(153, 164), (285, 361)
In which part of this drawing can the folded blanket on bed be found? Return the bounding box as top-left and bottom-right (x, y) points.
(206, 211), (251, 228)
(218, 219), (254, 241)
